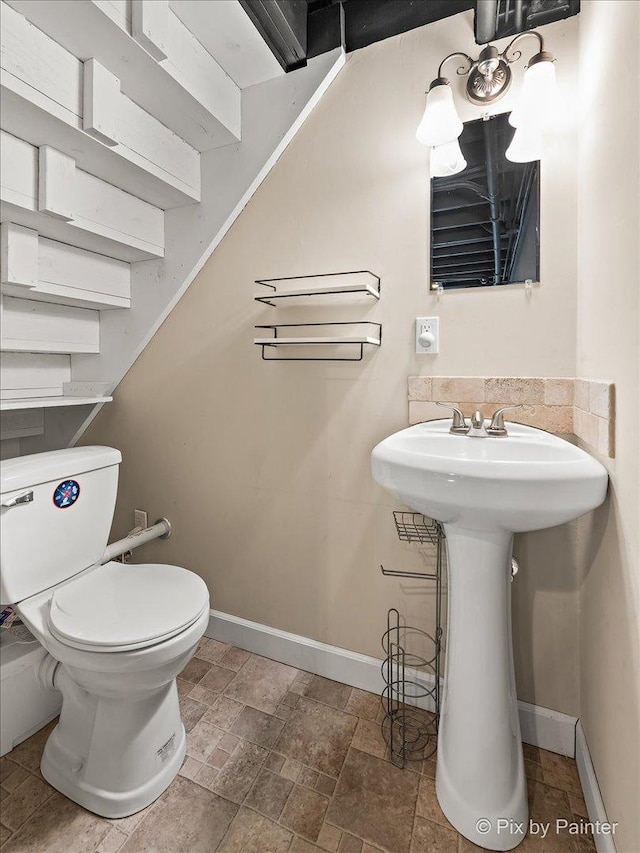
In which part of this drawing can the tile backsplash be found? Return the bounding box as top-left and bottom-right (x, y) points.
(407, 376), (615, 457)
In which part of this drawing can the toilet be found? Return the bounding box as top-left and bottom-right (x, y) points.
(0, 446), (210, 818)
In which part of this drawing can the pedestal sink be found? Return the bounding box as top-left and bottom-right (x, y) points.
(371, 419), (608, 851)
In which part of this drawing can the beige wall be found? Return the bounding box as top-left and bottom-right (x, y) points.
(576, 3), (640, 851)
(84, 9), (584, 717)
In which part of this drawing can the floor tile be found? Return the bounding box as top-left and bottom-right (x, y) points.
(195, 764), (220, 789)
(244, 768), (293, 820)
(0, 759), (20, 786)
(351, 719), (387, 760)
(198, 695), (244, 729)
(523, 744), (541, 764)
(316, 774), (337, 797)
(525, 759), (545, 782)
(282, 690), (301, 708)
(1, 791), (110, 853)
(291, 839), (324, 852)
(0, 774), (55, 831)
(275, 703), (293, 721)
(220, 647), (252, 672)
(181, 697), (208, 733)
(0, 764), (30, 794)
(223, 655), (299, 714)
(198, 665), (237, 694)
(317, 822), (342, 852)
(121, 776), (237, 853)
(325, 748), (419, 853)
(7, 721), (56, 773)
(106, 801), (155, 834)
(186, 717), (225, 762)
(299, 766), (320, 789)
(230, 705), (285, 749)
(411, 816), (458, 852)
(209, 748), (231, 769)
(265, 752), (286, 774)
(339, 833), (364, 852)
(96, 825), (128, 853)
(304, 676), (352, 710)
(208, 739), (268, 804)
(539, 751), (583, 794)
(281, 758), (303, 782)
(178, 756), (205, 781)
(274, 697), (357, 777)
(217, 806), (292, 852)
(280, 784), (330, 842)
(179, 656), (212, 684)
(1, 824), (13, 846)
(568, 791), (588, 819)
(346, 689), (380, 722)
(218, 733), (240, 753)
(520, 781), (580, 852)
(458, 836), (492, 852)
(196, 638), (231, 664)
(415, 776), (452, 829)
(175, 677), (193, 700)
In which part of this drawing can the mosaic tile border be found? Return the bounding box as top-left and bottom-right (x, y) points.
(407, 376), (615, 458)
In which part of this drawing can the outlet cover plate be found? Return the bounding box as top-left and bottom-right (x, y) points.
(416, 317), (439, 354)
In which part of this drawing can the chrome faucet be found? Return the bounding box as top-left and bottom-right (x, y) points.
(436, 402), (523, 437)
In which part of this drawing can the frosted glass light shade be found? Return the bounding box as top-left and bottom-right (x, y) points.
(505, 124), (542, 162)
(431, 139), (467, 177)
(509, 58), (556, 128)
(416, 83), (464, 147)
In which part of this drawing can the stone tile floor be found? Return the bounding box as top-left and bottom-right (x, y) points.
(0, 641), (595, 853)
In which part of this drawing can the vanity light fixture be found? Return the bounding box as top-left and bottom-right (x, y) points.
(417, 31), (556, 171)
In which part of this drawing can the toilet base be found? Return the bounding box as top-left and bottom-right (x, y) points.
(42, 664), (188, 818)
(42, 726), (186, 818)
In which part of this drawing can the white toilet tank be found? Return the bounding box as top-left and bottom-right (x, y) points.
(0, 447), (122, 605)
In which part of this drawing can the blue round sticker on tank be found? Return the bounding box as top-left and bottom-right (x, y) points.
(53, 479), (80, 509)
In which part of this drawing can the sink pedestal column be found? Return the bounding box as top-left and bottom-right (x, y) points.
(436, 525), (527, 851)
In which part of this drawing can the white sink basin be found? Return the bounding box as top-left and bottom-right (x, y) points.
(372, 419), (608, 532)
(371, 419), (608, 851)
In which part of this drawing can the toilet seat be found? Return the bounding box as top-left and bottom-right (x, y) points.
(48, 561), (209, 653)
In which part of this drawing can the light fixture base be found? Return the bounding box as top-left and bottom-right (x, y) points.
(466, 46), (512, 105)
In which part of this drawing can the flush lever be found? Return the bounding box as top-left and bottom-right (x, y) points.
(1, 490), (34, 508)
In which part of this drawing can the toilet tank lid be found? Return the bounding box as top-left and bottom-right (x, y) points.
(1, 446), (122, 494)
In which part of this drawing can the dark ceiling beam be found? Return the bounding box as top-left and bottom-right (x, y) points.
(308, 1), (343, 59)
(240, 0), (308, 71)
(342, 0), (475, 53)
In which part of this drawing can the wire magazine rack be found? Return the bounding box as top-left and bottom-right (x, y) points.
(380, 512), (446, 768)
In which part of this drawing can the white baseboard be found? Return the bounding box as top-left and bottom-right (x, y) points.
(206, 609), (577, 757)
(575, 721), (618, 853)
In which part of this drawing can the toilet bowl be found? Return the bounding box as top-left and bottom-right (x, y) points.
(0, 447), (210, 818)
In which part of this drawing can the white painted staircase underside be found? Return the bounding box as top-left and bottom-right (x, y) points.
(0, 0), (345, 456)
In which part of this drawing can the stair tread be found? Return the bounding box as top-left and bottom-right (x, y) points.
(0, 396), (112, 411)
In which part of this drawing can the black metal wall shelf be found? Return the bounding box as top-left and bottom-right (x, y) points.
(254, 271), (380, 306)
(254, 321), (382, 362)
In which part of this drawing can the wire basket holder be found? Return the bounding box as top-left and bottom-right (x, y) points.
(380, 512), (446, 768)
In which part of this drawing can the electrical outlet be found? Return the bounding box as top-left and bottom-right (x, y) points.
(134, 509), (148, 530)
(415, 317), (439, 354)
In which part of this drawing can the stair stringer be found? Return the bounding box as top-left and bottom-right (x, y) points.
(18, 48), (345, 455)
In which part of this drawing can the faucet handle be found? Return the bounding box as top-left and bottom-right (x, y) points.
(436, 402), (470, 434)
(487, 404), (523, 436)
